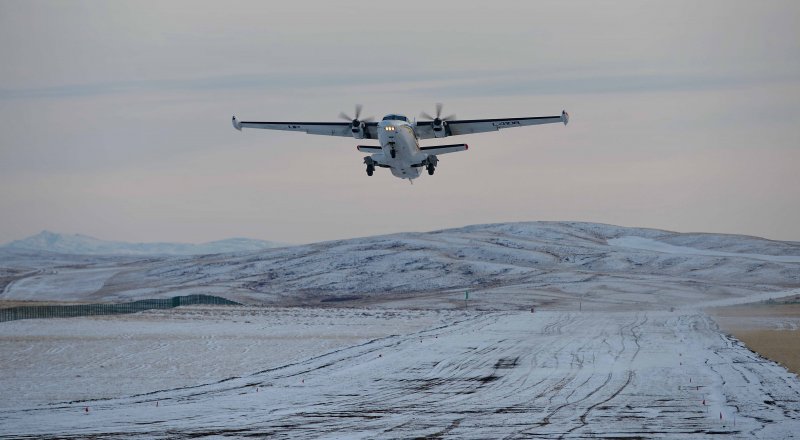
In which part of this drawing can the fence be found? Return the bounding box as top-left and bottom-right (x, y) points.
(0, 294), (240, 323)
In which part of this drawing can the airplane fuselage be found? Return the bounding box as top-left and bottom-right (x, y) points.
(376, 115), (424, 180)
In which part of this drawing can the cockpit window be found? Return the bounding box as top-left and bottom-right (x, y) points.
(382, 114), (409, 122)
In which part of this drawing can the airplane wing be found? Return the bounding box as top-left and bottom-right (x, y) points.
(232, 116), (380, 139)
(415, 111), (568, 139)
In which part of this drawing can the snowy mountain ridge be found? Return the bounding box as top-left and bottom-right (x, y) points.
(4, 221), (797, 308)
(1, 230), (286, 256)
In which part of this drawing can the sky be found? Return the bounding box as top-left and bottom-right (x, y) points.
(1, 0), (799, 244)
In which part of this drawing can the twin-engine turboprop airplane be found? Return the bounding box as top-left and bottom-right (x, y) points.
(231, 104), (568, 181)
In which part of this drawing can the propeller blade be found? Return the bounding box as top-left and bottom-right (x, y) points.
(360, 116), (375, 123)
(339, 112), (352, 122)
(354, 104), (363, 120)
(420, 111), (435, 120)
(435, 102), (443, 118)
(443, 114), (457, 121)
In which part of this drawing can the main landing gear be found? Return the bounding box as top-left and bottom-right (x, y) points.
(425, 155), (438, 176)
(364, 157), (375, 176)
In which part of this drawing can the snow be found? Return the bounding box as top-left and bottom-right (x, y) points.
(2, 267), (121, 301)
(609, 236), (800, 263)
(3, 222), (798, 307)
(1, 221), (799, 438)
(2, 231), (286, 256)
(1, 307), (798, 438)
(0, 306), (450, 408)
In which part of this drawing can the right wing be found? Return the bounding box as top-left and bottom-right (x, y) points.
(232, 116), (379, 138)
(415, 111), (569, 139)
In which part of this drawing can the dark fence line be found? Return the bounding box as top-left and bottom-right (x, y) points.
(0, 294), (240, 323)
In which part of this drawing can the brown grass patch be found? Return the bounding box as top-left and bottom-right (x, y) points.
(710, 302), (800, 375)
(727, 329), (800, 375)
(710, 303), (800, 319)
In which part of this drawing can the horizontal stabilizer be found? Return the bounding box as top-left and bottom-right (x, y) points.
(420, 143), (468, 155)
(357, 145), (383, 153)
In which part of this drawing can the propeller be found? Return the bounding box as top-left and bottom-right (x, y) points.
(339, 104), (374, 127)
(420, 103), (456, 125)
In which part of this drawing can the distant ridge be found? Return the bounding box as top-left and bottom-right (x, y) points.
(1, 230), (286, 256)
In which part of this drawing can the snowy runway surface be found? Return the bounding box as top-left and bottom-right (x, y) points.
(2, 309), (799, 439)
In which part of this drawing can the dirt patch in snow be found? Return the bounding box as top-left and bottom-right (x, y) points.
(711, 303), (800, 374)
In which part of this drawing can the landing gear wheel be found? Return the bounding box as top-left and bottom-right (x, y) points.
(427, 165), (435, 175)
(390, 149), (396, 158)
(366, 165), (374, 176)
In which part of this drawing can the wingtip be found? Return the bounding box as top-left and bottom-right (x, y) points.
(561, 110), (569, 126)
(232, 115), (242, 131)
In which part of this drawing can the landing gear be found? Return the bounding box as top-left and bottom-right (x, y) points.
(390, 148), (396, 158)
(364, 156), (375, 176)
(425, 155), (438, 176)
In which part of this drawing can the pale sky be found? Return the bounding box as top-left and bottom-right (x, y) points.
(1, 0), (799, 244)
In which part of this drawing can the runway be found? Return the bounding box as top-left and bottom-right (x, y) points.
(2, 308), (798, 438)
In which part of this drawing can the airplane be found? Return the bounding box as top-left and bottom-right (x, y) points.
(231, 103), (568, 181)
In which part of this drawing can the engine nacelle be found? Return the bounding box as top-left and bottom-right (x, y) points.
(351, 121), (366, 139)
(432, 119), (448, 138)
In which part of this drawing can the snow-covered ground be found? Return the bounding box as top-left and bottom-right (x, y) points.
(0, 306), (452, 408)
(1, 307), (799, 438)
(2, 230), (286, 256)
(608, 236), (800, 263)
(2, 222), (798, 308)
(2, 267), (122, 301)
(1, 222), (799, 438)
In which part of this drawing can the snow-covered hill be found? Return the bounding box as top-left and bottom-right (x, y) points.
(1, 231), (286, 256)
(2, 222), (798, 308)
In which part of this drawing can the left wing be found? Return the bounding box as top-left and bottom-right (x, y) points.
(232, 116), (379, 139)
(415, 111), (568, 139)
